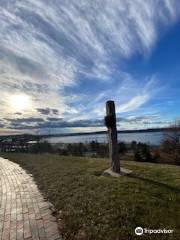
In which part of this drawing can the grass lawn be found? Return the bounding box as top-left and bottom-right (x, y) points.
(1, 153), (180, 240)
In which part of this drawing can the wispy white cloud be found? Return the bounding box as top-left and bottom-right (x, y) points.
(117, 94), (149, 113)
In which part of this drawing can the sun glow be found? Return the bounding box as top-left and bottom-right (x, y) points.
(9, 94), (32, 112)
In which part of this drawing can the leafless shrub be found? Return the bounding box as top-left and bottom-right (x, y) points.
(161, 120), (180, 165)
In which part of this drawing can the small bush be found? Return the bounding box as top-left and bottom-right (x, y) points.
(134, 143), (152, 162)
(29, 141), (53, 153)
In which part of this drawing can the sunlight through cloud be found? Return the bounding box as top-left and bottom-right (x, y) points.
(9, 94), (32, 112)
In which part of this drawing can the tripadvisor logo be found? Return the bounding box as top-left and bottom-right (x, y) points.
(135, 227), (174, 235)
(135, 227), (143, 235)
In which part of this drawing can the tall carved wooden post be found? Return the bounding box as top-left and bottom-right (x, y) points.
(105, 100), (120, 173)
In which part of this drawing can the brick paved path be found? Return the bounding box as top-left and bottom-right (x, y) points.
(0, 157), (62, 240)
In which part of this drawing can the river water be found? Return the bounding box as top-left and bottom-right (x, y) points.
(45, 131), (165, 145)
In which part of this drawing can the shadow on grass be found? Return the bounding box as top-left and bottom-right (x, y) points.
(128, 173), (180, 193)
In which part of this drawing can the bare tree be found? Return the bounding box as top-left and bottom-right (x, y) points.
(164, 120), (180, 143)
(161, 120), (180, 165)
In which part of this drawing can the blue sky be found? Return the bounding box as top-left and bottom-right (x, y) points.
(0, 0), (180, 135)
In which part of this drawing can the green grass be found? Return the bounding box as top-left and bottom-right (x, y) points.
(2, 153), (180, 240)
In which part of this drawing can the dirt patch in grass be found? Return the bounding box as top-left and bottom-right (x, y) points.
(2, 153), (180, 240)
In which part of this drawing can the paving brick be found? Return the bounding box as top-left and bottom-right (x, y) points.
(0, 157), (61, 240)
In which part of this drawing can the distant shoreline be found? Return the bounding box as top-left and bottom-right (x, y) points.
(0, 127), (167, 139)
(42, 127), (166, 138)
